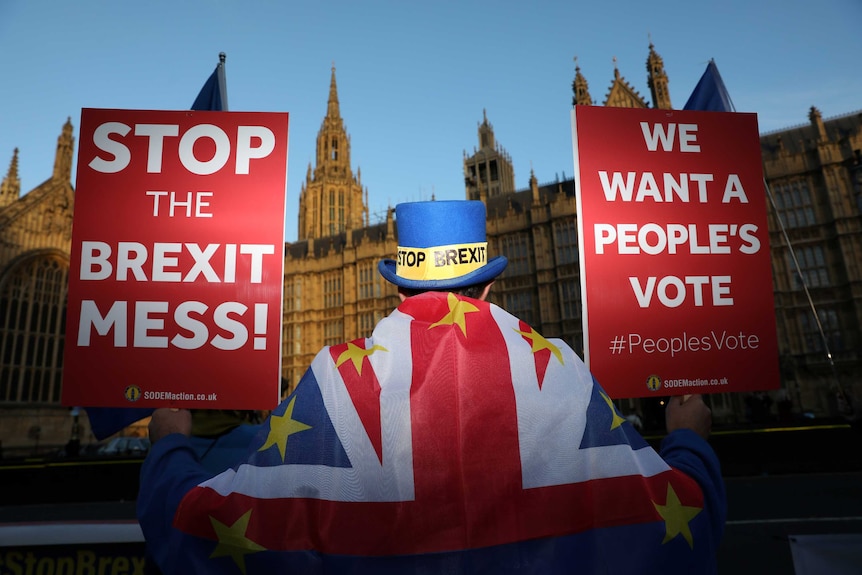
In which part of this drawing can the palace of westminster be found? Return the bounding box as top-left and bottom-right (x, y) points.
(2, 45), (861, 451)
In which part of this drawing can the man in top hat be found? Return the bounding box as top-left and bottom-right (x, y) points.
(139, 200), (725, 574)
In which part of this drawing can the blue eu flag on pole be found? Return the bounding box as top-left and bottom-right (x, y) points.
(86, 54), (229, 440)
(683, 59), (735, 113)
(191, 52), (229, 111)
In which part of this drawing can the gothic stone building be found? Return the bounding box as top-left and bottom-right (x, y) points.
(2, 45), (861, 452)
(0, 120), (76, 453)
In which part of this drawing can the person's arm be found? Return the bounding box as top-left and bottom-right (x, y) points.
(660, 394), (726, 547)
(137, 409), (213, 572)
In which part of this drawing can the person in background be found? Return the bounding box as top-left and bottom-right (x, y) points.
(138, 200), (726, 574)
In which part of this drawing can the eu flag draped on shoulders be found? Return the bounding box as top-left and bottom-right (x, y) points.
(138, 201), (726, 574)
(683, 59), (735, 113)
(85, 54), (230, 441)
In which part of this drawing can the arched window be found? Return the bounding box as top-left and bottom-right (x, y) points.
(0, 253), (69, 404)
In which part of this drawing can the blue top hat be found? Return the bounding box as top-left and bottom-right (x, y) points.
(378, 200), (508, 290)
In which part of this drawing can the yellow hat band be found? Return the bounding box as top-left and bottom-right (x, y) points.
(396, 242), (488, 281)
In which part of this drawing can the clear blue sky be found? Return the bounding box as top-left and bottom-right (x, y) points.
(2, 0), (860, 242)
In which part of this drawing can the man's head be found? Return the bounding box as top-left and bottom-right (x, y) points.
(378, 200), (507, 298)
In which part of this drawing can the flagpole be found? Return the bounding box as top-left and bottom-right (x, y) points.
(218, 52), (228, 111)
(762, 176), (846, 399)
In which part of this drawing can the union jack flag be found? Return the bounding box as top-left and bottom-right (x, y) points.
(140, 292), (724, 574)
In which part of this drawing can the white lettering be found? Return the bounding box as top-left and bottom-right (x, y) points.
(134, 124), (180, 173)
(739, 224), (761, 254)
(179, 124), (231, 175)
(117, 242), (148, 281)
(678, 124), (700, 152)
(629, 275), (734, 308)
(87, 122), (276, 175)
(593, 223), (755, 255)
(240, 244), (276, 283)
(236, 126), (276, 175)
(78, 242), (274, 283)
(80, 241), (112, 280)
(599, 171), (714, 202)
(78, 300), (127, 346)
(211, 302), (249, 350)
(599, 171), (635, 201)
(134, 301), (169, 348)
(639, 122), (700, 152)
(172, 301), (209, 349)
(640, 122), (676, 152)
(722, 174), (749, 203)
(89, 122), (132, 173)
(76, 300), (260, 350)
(152, 243), (183, 282)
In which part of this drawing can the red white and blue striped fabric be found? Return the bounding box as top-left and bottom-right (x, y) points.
(139, 291), (724, 574)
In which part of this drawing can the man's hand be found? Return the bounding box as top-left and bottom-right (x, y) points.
(148, 408), (192, 445)
(666, 394), (712, 440)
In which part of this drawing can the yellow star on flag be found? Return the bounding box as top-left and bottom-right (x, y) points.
(653, 483), (703, 548)
(600, 390), (627, 430)
(514, 327), (564, 365)
(429, 292), (479, 336)
(335, 342), (388, 375)
(209, 509), (266, 575)
(258, 396), (312, 461)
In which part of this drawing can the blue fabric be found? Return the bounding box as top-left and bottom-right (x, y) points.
(395, 200), (487, 248)
(189, 423), (266, 474)
(191, 62), (227, 111)
(138, 434), (213, 569)
(85, 407), (154, 441)
(660, 429), (727, 546)
(683, 60), (735, 112)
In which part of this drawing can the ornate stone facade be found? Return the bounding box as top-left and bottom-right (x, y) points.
(761, 107), (862, 419)
(2, 45), (861, 453)
(0, 119), (78, 453)
(298, 66), (368, 240)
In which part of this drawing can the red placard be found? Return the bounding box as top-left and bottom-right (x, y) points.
(571, 106), (779, 398)
(62, 109), (289, 409)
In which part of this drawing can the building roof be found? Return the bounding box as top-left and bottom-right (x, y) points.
(485, 178), (576, 220)
(761, 109), (862, 156)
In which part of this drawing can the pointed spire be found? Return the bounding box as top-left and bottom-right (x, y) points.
(327, 62), (341, 120)
(478, 109), (496, 150)
(53, 117), (75, 182)
(299, 65), (366, 241)
(809, 106), (827, 141)
(530, 164), (540, 203)
(572, 56), (593, 106)
(603, 56), (648, 108)
(7, 148), (19, 180)
(386, 204), (395, 240)
(0, 147), (21, 207)
(646, 41), (672, 109)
